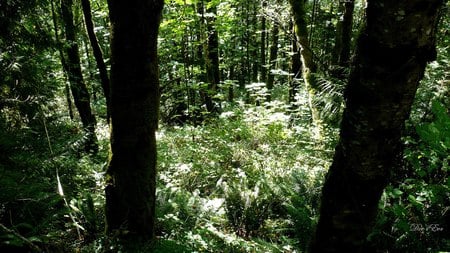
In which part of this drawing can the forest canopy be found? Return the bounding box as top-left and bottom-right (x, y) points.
(0, 0), (449, 252)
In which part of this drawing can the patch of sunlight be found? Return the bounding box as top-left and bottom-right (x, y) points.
(311, 123), (324, 141)
(260, 143), (270, 152)
(245, 82), (266, 90)
(156, 129), (166, 140)
(269, 69), (290, 76)
(219, 111), (235, 119)
(294, 90), (309, 106)
(178, 163), (192, 173)
(201, 198), (225, 215)
(95, 122), (110, 140)
(92, 170), (105, 188)
(267, 112), (289, 124)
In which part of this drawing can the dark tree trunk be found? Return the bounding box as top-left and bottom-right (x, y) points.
(60, 0), (98, 153)
(196, 0), (215, 113)
(81, 0), (111, 123)
(205, 3), (220, 113)
(266, 21), (279, 101)
(51, 0), (74, 120)
(260, 1), (267, 83)
(250, 1), (259, 83)
(309, 0), (444, 252)
(244, 3), (249, 85)
(228, 66), (235, 103)
(331, 0), (355, 78)
(105, 0), (164, 239)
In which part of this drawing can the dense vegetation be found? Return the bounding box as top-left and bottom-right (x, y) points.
(0, 0), (449, 252)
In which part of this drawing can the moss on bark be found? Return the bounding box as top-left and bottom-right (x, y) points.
(310, 0), (444, 252)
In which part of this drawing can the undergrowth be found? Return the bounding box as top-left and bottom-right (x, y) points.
(1, 96), (336, 252)
(155, 101), (334, 252)
(2, 82), (449, 252)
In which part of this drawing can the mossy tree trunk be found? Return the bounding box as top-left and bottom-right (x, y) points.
(310, 0), (444, 252)
(60, 0), (98, 153)
(105, 0), (164, 239)
(197, 0), (219, 113)
(289, 0), (321, 129)
(81, 0), (111, 123)
(289, 21), (302, 104)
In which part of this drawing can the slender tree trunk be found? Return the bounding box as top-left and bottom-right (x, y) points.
(81, 0), (111, 123)
(289, 24), (302, 104)
(51, 0), (74, 120)
(260, 1), (267, 83)
(245, 1), (251, 86)
(310, 0), (444, 252)
(251, 1), (259, 83)
(81, 32), (95, 87)
(205, 3), (220, 113)
(228, 67), (235, 102)
(289, 0), (322, 131)
(196, 0), (214, 113)
(266, 21), (279, 101)
(331, 0), (355, 77)
(60, 0), (98, 153)
(105, 0), (164, 239)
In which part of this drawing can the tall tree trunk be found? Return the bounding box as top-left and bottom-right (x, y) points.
(245, 1), (251, 85)
(196, 0), (214, 113)
(51, 0), (74, 120)
(309, 0), (444, 252)
(289, 0), (322, 131)
(251, 1), (259, 83)
(266, 21), (279, 101)
(289, 25), (302, 104)
(331, 0), (355, 77)
(260, 1), (267, 83)
(105, 0), (164, 239)
(81, 0), (111, 123)
(60, 0), (98, 153)
(205, 3), (220, 113)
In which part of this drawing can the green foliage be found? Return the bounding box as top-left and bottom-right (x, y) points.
(416, 101), (450, 158)
(369, 100), (450, 252)
(224, 174), (284, 238)
(154, 101), (334, 252)
(0, 108), (107, 252)
(1, 0), (449, 252)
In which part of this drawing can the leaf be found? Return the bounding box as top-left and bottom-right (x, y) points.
(392, 188), (403, 197)
(28, 236), (43, 243)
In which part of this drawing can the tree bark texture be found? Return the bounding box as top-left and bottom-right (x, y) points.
(310, 0), (444, 252)
(290, 0), (321, 127)
(81, 0), (111, 123)
(105, 0), (164, 239)
(60, 0), (98, 153)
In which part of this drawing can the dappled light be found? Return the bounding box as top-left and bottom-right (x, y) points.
(1, 0), (449, 252)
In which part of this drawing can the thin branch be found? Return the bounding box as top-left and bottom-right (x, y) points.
(0, 223), (42, 252)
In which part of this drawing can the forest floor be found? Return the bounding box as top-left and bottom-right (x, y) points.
(1, 90), (449, 252)
(1, 93), (339, 252)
